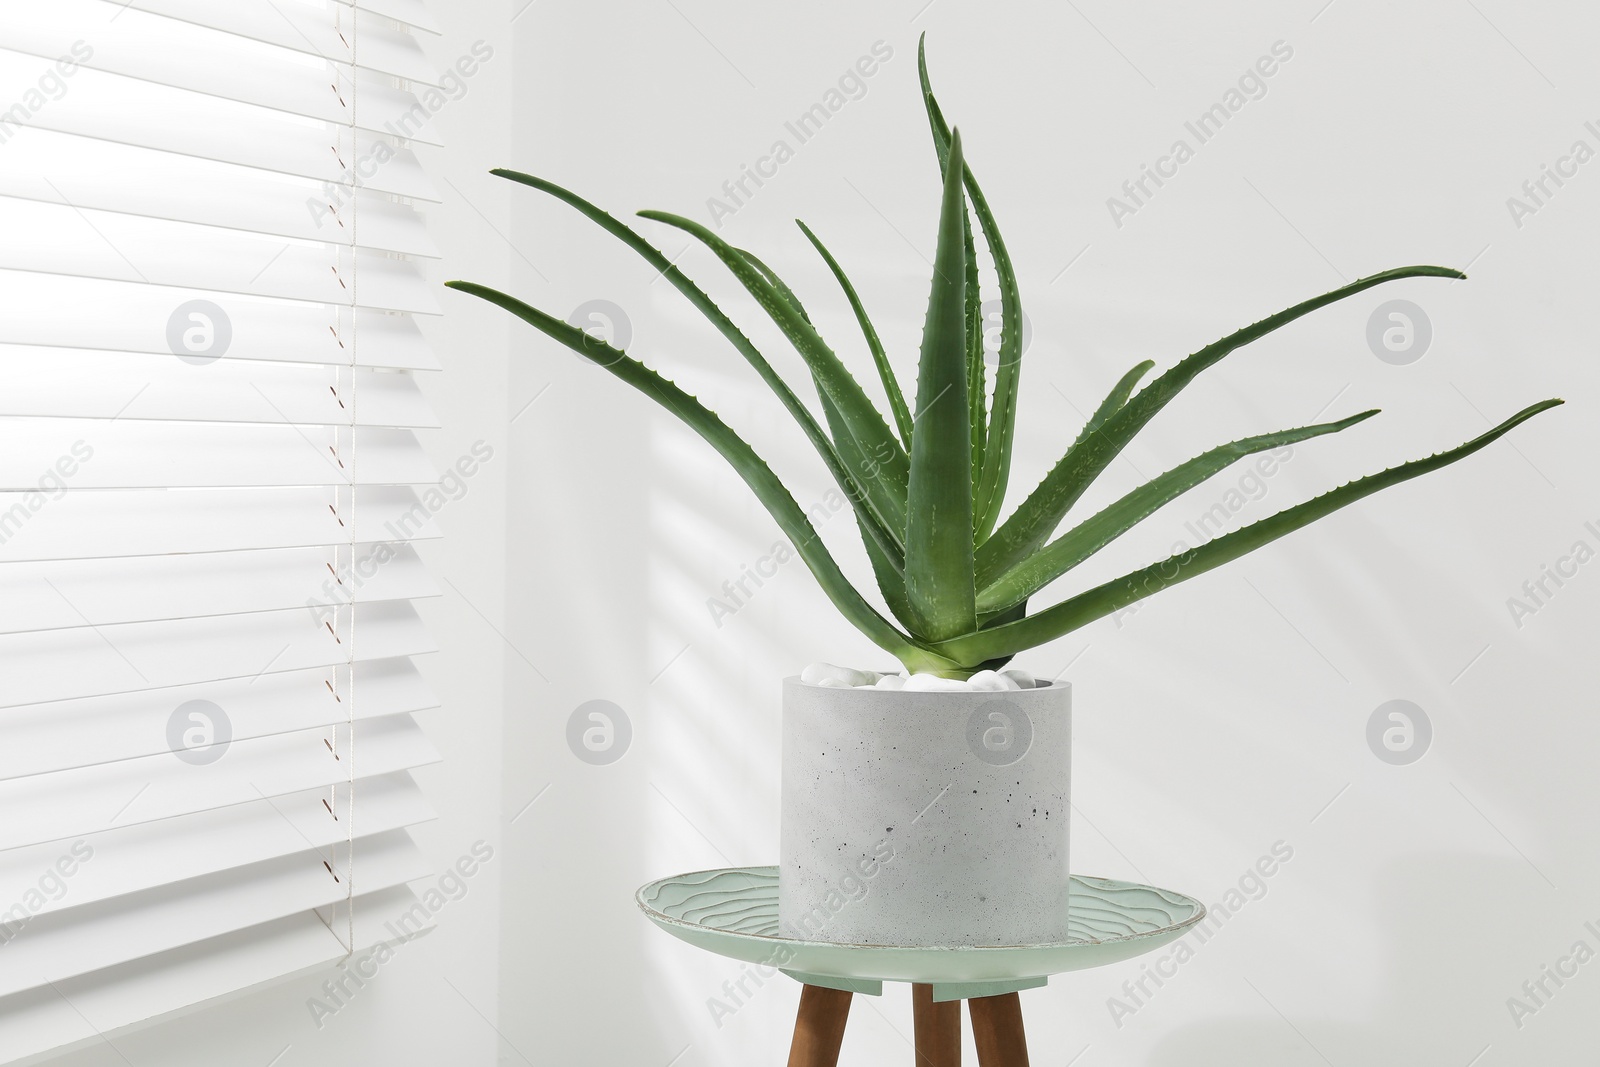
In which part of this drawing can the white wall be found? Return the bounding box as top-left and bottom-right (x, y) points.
(501, 1), (1596, 1065)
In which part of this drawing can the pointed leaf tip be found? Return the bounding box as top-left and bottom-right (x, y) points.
(904, 112), (976, 641)
(947, 395), (1563, 664)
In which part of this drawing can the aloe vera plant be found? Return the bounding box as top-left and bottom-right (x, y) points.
(449, 38), (1561, 679)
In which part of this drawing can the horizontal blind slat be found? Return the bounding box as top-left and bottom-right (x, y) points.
(109, 0), (441, 83)
(0, 543), (438, 637)
(0, 773), (433, 923)
(0, 659), (439, 781)
(0, 910), (348, 1064)
(0, 486), (443, 563)
(2, 8), (443, 140)
(0, 601), (436, 707)
(0, 830), (430, 1000)
(0, 58), (440, 200)
(0, 37), (442, 147)
(340, 0), (442, 35)
(0, 716), (438, 851)
(0, 349), (439, 427)
(0, 272), (441, 369)
(0, 424), (438, 489)
(0, 885), (429, 1066)
(0, 202), (440, 314)
(7, 0), (439, 107)
(0, 127), (439, 256)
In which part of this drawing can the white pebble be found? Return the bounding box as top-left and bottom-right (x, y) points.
(805, 664), (1042, 692)
(965, 670), (1009, 692)
(902, 673), (973, 692)
(1001, 669), (1037, 690)
(801, 662), (876, 688)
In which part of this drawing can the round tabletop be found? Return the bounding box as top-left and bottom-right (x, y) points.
(638, 866), (1205, 999)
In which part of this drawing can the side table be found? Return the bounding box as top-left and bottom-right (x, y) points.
(638, 867), (1204, 1065)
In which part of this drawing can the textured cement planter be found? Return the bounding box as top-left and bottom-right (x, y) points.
(778, 676), (1072, 947)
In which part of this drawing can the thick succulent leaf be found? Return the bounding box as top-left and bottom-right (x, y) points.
(969, 598), (1028, 674)
(796, 220), (914, 448)
(814, 378), (913, 615)
(976, 408), (1381, 613)
(977, 265), (1467, 582)
(445, 278), (942, 666)
(736, 247), (915, 585)
(904, 128), (976, 644)
(919, 35), (1022, 540)
(912, 40), (983, 477)
(486, 168), (901, 565)
(639, 209), (912, 546)
(741, 248), (914, 605)
(935, 398), (1563, 666)
(739, 248), (811, 323)
(913, 52), (986, 492)
(966, 221), (985, 503)
(1068, 359), (1156, 453)
(856, 495), (915, 626)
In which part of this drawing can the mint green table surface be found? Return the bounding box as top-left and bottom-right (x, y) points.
(638, 866), (1206, 1002)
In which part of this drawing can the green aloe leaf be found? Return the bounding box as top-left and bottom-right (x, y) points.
(857, 503), (914, 625)
(1068, 359), (1156, 453)
(486, 168), (903, 567)
(738, 247), (812, 323)
(740, 247), (911, 617)
(773, 334), (915, 611)
(919, 35), (1021, 541)
(825, 388), (913, 618)
(904, 127), (976, 645)
(966, 220), (986, 503)
(444, 278), (952, 667)
(976, 408), (1380, 614)
(638, 209), (912, 548)
(795, 220), (914, 448)
(739, 248), (910, 593)
(977, 265), (1467, 582)
(815, 392), (912, 620)
(911, 38), (984, 487)
(936, 398), (1563, 665)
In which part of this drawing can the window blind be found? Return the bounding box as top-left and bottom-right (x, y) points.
(0, 1), (444, 1060)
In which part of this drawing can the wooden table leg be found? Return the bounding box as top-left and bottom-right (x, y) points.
(912, 983), (961, 1066)
(968, 992), (1029, 1067)
(787, 984), (853, 1067)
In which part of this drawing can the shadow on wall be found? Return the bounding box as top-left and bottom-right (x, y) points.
(1146, 853), (1569, 1065)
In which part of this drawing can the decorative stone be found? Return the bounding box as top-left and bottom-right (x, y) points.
(801, 662), (878, 688)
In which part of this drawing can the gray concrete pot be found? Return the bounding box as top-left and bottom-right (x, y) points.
(778, 676), (1072, 947)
